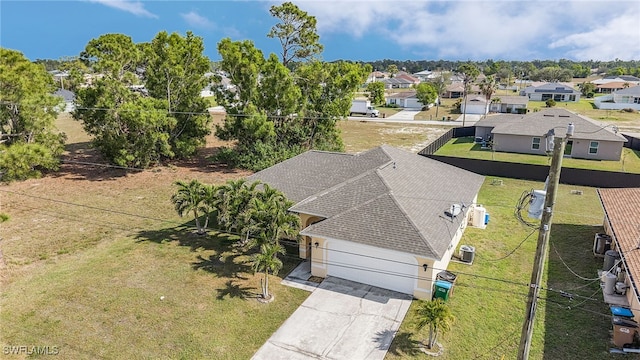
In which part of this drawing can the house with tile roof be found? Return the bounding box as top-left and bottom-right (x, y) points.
(248, 145), (485, 299)
(521, 83), (581, 102)
(597, 188), (640, 322)
(474, 109), (627, 161)
(594, 86), (640, 111)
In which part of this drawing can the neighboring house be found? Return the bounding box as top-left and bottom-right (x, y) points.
(521, 83), (581, 102)
(53, 89), (75, 113)
(597, 188), (640, 322)
(248, 145), (485, 299)
(488, 95), (529, 114)
(474, 108), (627, 161)
(592, 75), (640, 86)
(443, 82), (481, 99)
(385, 91), (424, 108)
(595, 81), (630, 94)
(381, 77), (414, 89)
(366, 71), (387, 83)
(443, 82), (465, 98)
(461, 96), (489, 115)
(594, 86), (640, 111)
(394, 72), (421, 85)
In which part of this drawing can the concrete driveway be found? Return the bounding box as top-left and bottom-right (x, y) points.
(252, 277), (412, 360)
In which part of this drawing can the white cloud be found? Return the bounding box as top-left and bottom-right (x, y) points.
(88, 0), (158, 18)
(549, 10), (640, 61)
(180, 11), (215, 30)
(293, 1), (639, 60)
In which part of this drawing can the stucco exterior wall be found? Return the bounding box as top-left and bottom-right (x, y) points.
(493, 134), (549, 156)
(566, 139), (623, 161)
(298, 213), (325, 259)
(493, 134), (622, 161)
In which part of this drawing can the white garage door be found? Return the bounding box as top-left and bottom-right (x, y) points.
(324, 240), (417, 295)
(405, 98), (422, 108)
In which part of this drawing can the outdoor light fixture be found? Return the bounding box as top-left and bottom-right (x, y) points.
(423, 264), (428, 272)
(314, 242), (319, 248)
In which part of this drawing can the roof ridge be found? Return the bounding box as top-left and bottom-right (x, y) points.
(374, 167), (439, 257)
(289, 166), (386, 214)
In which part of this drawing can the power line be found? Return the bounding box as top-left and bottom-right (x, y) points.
(481, 228), (537, 262)
(4, 188), (624, 311)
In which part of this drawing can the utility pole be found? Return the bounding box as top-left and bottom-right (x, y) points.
(517, 123), (574, 359)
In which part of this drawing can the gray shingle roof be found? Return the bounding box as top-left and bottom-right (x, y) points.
(614, 85), (640, 95)
(488, 109), (627, 142)
(247, 147), (390, 203)
(250, 145), (485, 259)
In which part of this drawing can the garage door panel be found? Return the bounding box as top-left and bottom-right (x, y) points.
(325, 240), (417, 295)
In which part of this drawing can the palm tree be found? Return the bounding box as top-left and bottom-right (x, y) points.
(171, 179), (208, 235)
(479, 76), (498, 116)
(456, 63), (480, 126)
(241, 184), (300, 249)
(251, 243), (285, 299)
(216, 179), (259, 234)
(429, 72), (451, 118)
(415, 298), (454, 349)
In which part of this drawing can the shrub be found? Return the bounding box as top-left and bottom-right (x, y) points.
(622, 108), (636, 113)
(545, 99), (556, 107)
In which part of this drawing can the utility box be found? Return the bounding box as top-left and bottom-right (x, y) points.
(433, 280), (453, 301)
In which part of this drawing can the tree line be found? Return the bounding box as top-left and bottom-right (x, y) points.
(362, 59), (640, 80)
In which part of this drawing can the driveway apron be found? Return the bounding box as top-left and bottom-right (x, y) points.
(252, 276), (412, 360)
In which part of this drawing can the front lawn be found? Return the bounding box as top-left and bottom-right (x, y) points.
(434, 137), (640, 173)
(0, 114), (309, 359)
(387, 178), (614, 359)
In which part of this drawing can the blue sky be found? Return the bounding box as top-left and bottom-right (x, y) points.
(1, 0), (639, 63)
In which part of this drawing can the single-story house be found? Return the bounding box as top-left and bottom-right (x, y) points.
(592, 75), (640, 86)
(248, 145), (485, 299)
(596, 82), (630, 94)
(381, 77), (414, 89)
(521, 83), (580, 102)
(474, 108), (627, 161)
(394, 72), (421, 85)
(594, 86), (640, 111)
(366, 71), (387, 83)
(385, 91), (424, 108)
(488, 95), (529, 114)
(53, 89), (76, 113)
(597, 188), (640, 322)
(443, 82), (481, 99)
(461, 96), (489, 115)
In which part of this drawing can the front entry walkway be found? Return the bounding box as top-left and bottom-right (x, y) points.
(252, 276), (412, 360)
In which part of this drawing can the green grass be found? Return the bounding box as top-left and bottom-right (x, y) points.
(1, 229), (308, 359)
(0, 114), (306, 359)
(435, 137), (640, 173)
(387, 178), (614, 359)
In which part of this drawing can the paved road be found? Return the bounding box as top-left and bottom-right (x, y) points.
(348, 111), (482, 126)
(252, 276), (412, 360)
